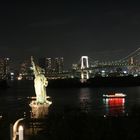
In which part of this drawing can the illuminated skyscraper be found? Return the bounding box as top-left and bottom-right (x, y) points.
(0, 57), (10, 79)
(39, 57), (64, 77)
(46, 58), (53, 73)
(53, 57), (64, 73)
(39, 57), (52, 73)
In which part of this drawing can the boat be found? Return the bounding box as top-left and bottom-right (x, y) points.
(103, 93), (126, 98)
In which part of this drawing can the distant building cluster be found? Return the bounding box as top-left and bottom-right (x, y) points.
(18, 59), (32, 80)
(0, 55), (140, 80)
(39, 57), (64, 74)
(17, 57), (65, 80)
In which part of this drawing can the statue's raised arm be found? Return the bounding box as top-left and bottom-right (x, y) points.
(31, 56), (35, 68)
(31, 56), (38, 76)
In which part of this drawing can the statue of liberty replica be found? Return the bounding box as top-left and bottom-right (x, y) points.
(30, 56), (52, 105)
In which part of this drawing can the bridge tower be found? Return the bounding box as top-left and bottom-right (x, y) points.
(80, 56), (89, 82)
(130, 57), (134, 65)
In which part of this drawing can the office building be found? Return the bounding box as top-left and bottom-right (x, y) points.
(0, 57), (10, 79)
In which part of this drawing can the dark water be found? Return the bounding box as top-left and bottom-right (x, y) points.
(0, 81), (140, 139)
(0, 81), (140, 117)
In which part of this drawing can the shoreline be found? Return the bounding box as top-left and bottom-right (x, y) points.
(48, 76), (140, 87)
(2, 76), (140, 89)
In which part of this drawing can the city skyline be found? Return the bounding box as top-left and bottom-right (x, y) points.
(1, 47), (140, 71)
(0, 1), (140, 68)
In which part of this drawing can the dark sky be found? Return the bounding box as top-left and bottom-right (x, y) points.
(0, 1), (140, 69)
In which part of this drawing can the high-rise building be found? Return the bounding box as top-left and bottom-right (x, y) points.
(39, 57), (64, 77)
(53, 57), (64, 73)
(0, 57), (10, 79)
(46, 58), (53, 73)
(18, 59), (33, 80)
(39, 57), (52, 73)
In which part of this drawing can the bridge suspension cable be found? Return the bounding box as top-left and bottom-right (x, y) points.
(118, 48), (140, 61)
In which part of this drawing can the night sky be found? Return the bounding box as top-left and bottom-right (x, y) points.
(0, 1), (140, 69)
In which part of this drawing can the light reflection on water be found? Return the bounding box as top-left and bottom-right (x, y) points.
(103, 98), (125, 116)
(0, 81), (140, 116)
(79, 88), (92, 112)
(26, 103), (51, 137)
(0, 85), (140, 117)
(0, 82), (140, 139)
